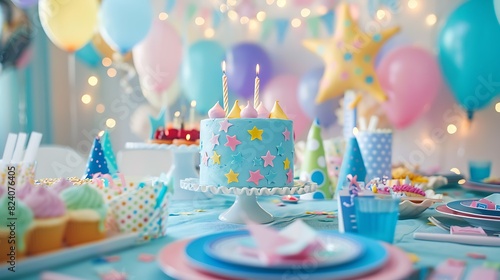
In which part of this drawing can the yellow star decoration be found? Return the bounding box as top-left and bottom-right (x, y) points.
(283, 158), (290, 170)
(212, 151), (221, 164)
(225, 169), (239, 183)
(247, 126), (264, 141)
(302, 3), (400, 104)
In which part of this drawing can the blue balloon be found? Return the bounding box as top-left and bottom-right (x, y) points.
(100, 0), (153, 54)
(438, 0), (500, 114)
(75, 42), (101, 68)
(181, 40), (225, 114)
(297, 67), (339, 128)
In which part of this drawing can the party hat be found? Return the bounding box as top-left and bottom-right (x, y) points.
(83, 137), (110, 179)
(299, 119), (333, 199)
(336, 137), (366, 192)
(101, 131), (119, 175)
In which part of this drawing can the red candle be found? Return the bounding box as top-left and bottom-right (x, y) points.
(189, 129), (200, 141)
(166, 128), (179, 140)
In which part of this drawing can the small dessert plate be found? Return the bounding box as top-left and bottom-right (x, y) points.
(204, 232), (364, 269)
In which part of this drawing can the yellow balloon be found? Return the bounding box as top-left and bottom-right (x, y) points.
(39, 0), (99, 52)
(303, 3), (400, 104)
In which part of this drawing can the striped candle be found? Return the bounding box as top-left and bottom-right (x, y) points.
(254, 64), (260, 108)
(222, 61), (229, 116)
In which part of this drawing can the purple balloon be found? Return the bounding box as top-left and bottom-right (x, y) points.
(226, 43), (273, 99)
(297, 67), (339, 128)
(11, 0), (38, 8)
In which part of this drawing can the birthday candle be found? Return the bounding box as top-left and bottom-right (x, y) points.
(222, 61), (229, 117)
(254, 64), (260, 108)
(189, 100), (196, 130)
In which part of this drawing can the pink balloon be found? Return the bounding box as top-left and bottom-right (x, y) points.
(377, 46), (442, 129)
(133, 19), (182, 93)
(262, 75), (311, 137)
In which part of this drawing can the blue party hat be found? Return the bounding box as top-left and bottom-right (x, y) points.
(101, 131), (119, 175)
(83, 137), (110, 179)
(336, 137), (366, 192)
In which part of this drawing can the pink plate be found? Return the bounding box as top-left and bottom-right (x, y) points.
(157, 239), (413, 280)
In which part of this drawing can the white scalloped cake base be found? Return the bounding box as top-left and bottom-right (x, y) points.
(125, 142), (199, 152)
(180, 179), (317, 224)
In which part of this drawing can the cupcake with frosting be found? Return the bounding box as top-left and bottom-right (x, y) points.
(17, 182), (36, 200)
(48, 178), (73, 194)
(60, 184), (107, 246)
(24, 187), (68, 255)
(0, 195), (34, 262)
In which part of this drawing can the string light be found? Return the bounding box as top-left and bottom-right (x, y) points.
(96, 104), (105, 113)
(376, 9), (386, 20)
(228, 10), (238, 21)
(447, 124), (457, 134)
(107, 68), (117, 78)
(352, 127), (359, 136)
(408, 0), (417, 9)
(249, 19), (258, 30)
(204, 28), (215, 38)
(88, 76), (98, 86)
(256, 11), (266, 22)
(276, 0), (286, 8)
(496, 102), (500, 112)
(81, 94), (91, 104)
(102, 57), (112, 67)
(158, 12), (168, 20)
(195, 16), (205, 25)
(266, 0), (275, 5)
(227, 0), (237, 6)
(106, 118), (116, 128)
(291, 18), (301, 28)
(300, 8), (311, 17)
(458, 179), (466, 185)
(98, 131), (105, 137)
(219, 4), (228, 13)
(450, 168), (461, 175)
(240, 16), (249, 24)
(426, 14), (437, 26)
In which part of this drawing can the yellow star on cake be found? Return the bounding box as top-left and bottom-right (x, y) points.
(302, 3), (400, 104)
(225, 169), (239, 183)
(283, 158), (290, 170)
(247, 126), (264, 141)
(212, 151), (221, 165)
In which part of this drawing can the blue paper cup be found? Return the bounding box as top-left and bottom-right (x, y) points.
(354, 196), (400, 243)
(356, 130), (392, 181)
(469, 160), (491, 182)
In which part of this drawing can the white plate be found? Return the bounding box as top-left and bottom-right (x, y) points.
(204, 233), (364, 269)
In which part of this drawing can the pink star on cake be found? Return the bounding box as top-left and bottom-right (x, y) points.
(219, 119), (233, 133)
(247, 170), (264, 185)
(210, 133), (220, 147)
(225, 135), (241, 151)
(282, 127), (291, 141)
(286, 169), (293, 183)
(201, 152), (209, 166)
(261, 151), (276, 167)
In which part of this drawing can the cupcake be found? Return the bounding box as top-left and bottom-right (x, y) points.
(23, 187), (68, 255)
(0, 195), (34, 262)
(60, 184), (107, 246)
(17, 182), (36, 200)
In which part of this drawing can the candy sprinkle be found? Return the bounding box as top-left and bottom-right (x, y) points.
(407, 253), (420, 263)
(467, 253), (487, 259)
(138, 253), (156, 262)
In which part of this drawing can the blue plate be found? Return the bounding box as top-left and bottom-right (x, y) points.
(447, 200), (500, 219)
(185, 230), (388, 280)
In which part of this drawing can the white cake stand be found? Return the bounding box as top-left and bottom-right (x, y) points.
(180, 178), (317, 224)
(125, 142), (211, 201)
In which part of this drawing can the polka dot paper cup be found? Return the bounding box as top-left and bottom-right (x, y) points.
(356, 130), (392, 181)
(107, 178), (171, 241)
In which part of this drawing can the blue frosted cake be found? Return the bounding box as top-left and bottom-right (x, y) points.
(199, 100), (294, 188)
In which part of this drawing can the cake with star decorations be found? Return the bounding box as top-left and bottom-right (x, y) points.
(199, 100), (294, 188)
